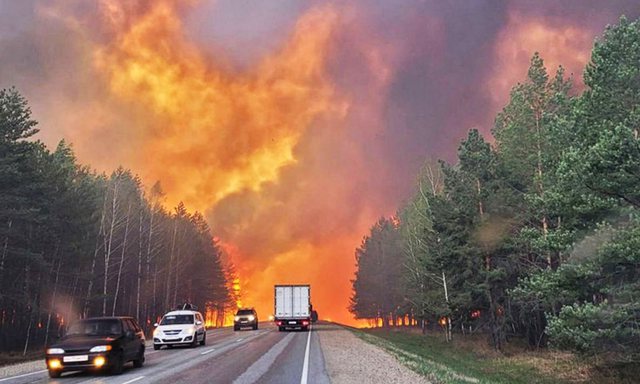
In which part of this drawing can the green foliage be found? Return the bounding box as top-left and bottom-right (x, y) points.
(546, 220), (640, 358)
(352, 15), (640, 364)
(574, 16), (640, 208)
(0, 87), (38, 144)
(350, 218), (405, 325)
(548, 302), (639, 359)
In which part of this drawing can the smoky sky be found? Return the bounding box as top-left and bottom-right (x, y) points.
(2, 0), (639, 188)
(1, 0), (639, 323)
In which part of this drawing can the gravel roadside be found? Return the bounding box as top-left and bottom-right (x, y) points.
(0, 359), (45, 379)
(317, 323), (431, 384)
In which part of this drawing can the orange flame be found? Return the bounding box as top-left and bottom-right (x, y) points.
(93, 0), (345, 212)
(84, 0), (367, 325)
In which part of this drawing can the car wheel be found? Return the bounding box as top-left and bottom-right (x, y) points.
(278, 326), (284, 332)
(110, 351), (124, 375)
(200, 333), (206, 346)
(153, 344), (160, 351)
(233, 325), (239, 331)
(253, 324), (258, 330)
(48, 369), (61, 378)
(191, 334), (199, 348)
(302, 326), (309, 331)
(133, 347), (145, 368)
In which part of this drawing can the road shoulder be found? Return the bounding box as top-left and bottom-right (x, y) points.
(316, 323), (431, 384)
(0, 359), (44, 380)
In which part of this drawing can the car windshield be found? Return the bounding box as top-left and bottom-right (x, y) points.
(66, 319), (122, 337)
(236, 310), (254, 316)
(160, 314), (194, 325)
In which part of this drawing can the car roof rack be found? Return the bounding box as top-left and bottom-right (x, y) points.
(177, 303), (198, 311)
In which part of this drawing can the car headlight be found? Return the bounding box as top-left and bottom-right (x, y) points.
(153, 329), (162, 337)
(89, 345), (112, 353)
(247, 315), (255, 321)
(47, 348), (65, 354)
(234, 316), (240, 321)
(182, 327), (196, 334)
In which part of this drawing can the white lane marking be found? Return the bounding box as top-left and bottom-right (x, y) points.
(236, 338), (244, 342)
(121, 376), (145, 384)
(300, 328), (312, 384)
(0, 369), (47, 382)
(200, 348), (216, 355)
(232, 332), (295, 384)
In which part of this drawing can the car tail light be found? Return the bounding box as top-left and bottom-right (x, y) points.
(302, 320), (309, 326)
(276, 321), (282, 326)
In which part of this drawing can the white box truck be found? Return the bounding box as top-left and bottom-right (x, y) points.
(274, 285), (311, 331)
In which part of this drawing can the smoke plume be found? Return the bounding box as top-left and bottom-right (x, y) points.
(1, 0), (638, 324)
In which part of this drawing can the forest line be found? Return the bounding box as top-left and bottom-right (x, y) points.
(0, 88), (235, 353)
(350, 16), (640, 364)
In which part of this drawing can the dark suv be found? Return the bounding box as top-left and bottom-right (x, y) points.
(234, 308), (258, 331)
(45, 317), (145, 378)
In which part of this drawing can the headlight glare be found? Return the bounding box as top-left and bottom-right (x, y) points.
(89, 345), (112, 353)
(248, 315), (255, 321)
(94, 356), (106, 367)
(47, 348), (65, 354)
(234, 316), (240, 321)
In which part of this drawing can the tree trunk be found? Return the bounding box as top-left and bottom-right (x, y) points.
(476, 178), (484, 216)
(112, 202), (132, 316)
(144, 205), (156, 327)
(534, 110), (551, 268)
(165, 220), (178, 310)
(0, 220), (12, 288)
(136, 209), (143, 320)
(103, 180), (119, 316)
(44, 256), (62, 347)
(22, 311), (33, 356)
(172, 237), (183, 308)
(152, 264), (158, 322)
(85, 194), (107, 316)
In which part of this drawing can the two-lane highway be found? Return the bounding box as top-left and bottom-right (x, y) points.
(0, 323), (329, 384)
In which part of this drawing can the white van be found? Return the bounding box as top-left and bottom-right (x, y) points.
(153, 310), (206, 350)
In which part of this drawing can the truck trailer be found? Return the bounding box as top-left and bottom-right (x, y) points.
(274, 285), (311, 331)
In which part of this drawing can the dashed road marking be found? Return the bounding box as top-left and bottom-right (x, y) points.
(200, 348), (216, 355)
(122, 376), (145, 384)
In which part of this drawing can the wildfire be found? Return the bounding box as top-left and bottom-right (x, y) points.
(20, 0), (606, 329)
(93, 0), (345, 212)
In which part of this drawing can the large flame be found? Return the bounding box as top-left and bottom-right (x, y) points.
(94, 0), (344, 211)
(87, 0), (368, 324)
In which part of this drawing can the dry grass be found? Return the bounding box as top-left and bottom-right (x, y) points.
(359, 327), (639, 384)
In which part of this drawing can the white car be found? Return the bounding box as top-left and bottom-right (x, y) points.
(153, 310), (206, 350)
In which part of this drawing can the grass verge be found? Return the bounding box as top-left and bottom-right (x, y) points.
(353, 328), (596, 384)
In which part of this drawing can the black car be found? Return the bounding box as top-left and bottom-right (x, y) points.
(45, 317), (145, 378)
(234, 308), (258, 331)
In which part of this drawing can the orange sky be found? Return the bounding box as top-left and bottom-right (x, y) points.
(1, 0), (634, 326)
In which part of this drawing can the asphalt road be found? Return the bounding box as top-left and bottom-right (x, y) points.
(0, 323), (330, 384)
